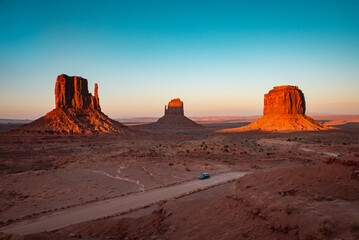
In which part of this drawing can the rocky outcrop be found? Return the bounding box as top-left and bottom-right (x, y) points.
(165, 98), (184, 115)
(137, 98), (203, 130)
(218, 85), (330, 132)
(263, 85), (305, 115)
(55, 74), (100, 111)
(15, 74), (134, 135)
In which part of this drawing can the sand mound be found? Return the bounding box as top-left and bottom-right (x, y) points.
(221, 113), (328, 132)
(16, 108), (129, 134)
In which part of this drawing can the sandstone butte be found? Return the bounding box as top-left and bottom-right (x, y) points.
(218, 85), (330, 132)
(15, 74), (132, 134)
(140, 98), (203, 130)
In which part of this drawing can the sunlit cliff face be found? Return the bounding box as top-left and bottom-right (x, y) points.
(55, 74), (100, 111)
(263, 85), (306, 115)
(219, 85), (330, 132)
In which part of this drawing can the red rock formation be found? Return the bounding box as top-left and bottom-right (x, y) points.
(55, 74), (100, 111)
(138, 98), (203, 130)
(168, 98), (183, 107)
(165, 98), (184, 115)
(218, 85), (330, 132)
(15, 74), (134, 134)
(263, 85), (305, 115)
(94, 83), (100, 110)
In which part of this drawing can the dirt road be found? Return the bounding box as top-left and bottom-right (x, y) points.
(1, 171), (249, 235)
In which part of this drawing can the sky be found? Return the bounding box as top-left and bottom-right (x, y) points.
(0, 0), (358, 119)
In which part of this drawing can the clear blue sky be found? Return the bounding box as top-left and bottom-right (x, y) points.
(1, 0), (358, 119)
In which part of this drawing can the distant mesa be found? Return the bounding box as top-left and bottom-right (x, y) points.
(165, 98), (184, 115)
(15, 74), (132, 134)
(219, 85), (330, 132)
(138, 98), (203, 130)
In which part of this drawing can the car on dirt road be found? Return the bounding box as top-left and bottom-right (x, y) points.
(199, 173), (210, 180)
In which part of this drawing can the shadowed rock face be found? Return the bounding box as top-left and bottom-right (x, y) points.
(55, 74), (100, 111)
(263, 86), (305, 115)
(13, 74), (133, 134)
(165, 98), (184, 115)
(218, 85), (329, 132)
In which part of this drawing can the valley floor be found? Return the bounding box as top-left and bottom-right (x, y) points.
(0, 123), (358, 239)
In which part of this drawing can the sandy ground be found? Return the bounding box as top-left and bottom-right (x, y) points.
(1, 172), (249, 235)
(0, 133), (237, 225)
(0, 119), (359, 239)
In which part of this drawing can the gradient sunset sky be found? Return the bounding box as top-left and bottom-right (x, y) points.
(1, 0), (358, 119)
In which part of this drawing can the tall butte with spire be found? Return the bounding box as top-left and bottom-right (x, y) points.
(219, 85), (329, 132)
(139, 98), (203, 130)
(55, 75), (101, 111)
(16, 74), (132, 134)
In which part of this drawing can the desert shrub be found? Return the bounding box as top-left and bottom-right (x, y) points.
(185, 167), (190, 172)
(311, 194), (333, 201)
(223, 148), (229, 153)
(319, 218), (335, 236)
(285, 205), (295, 215)
(268, 203), (280, 212)
(53, 158), (70, 169)
(350, 221), (359, 232)
(169, 163), (174, 166)
(0, 232), (23, 240)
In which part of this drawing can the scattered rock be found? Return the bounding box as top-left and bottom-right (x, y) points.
(278, 189), (297, 196)
(352, 169), (359, 180)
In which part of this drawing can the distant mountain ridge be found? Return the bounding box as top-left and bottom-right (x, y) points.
(3, 115), (359, 125)
(0, 119), (33, 124)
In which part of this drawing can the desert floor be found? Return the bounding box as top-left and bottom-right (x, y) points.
(0, 119), (359, 239)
